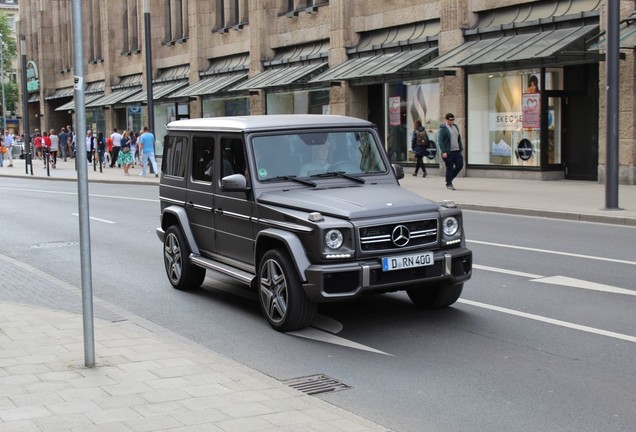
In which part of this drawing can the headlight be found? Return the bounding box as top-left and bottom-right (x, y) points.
(325, 229), (344, 249)
(442, 217), (459, 236)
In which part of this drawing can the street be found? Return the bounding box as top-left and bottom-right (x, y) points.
(1, 178), (635, 432)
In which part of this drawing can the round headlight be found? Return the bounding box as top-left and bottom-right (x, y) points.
(443, 217), (459, 236)
(325, 229), (344, 249)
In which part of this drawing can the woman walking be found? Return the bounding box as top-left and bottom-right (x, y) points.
(117, 130), (135, 175)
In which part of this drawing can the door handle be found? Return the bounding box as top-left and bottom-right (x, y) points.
(185, 201), (194, 208)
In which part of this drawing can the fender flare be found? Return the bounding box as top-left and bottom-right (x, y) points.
(256, 228), (311, 281)
(160, 205), (200, 255)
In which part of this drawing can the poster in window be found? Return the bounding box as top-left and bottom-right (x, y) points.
(389, 96), (401, 126)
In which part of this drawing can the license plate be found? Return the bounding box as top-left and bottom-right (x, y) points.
(381, 251), (434, 272)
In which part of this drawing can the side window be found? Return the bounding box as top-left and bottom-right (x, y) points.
(192, 135), (215, 182)
(220, 136), (246, 178)
(162, 134), (187, 177)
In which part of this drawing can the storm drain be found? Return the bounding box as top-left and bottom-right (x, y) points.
(283, 374), (351, 395)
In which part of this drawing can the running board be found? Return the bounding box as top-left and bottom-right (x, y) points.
(190, 254), (254, 285)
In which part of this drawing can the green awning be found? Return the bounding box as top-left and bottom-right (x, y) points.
(424, 25), (598, 69)
(55, 93), (106, 111)
(310, 48), (437, 83)
(170, 74), (247, 98)
(229, 63), (326, 91)
(123, 81), (188, 103)
(85, 87), (143, 108)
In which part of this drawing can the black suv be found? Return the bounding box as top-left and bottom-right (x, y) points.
(157, 115), (472, 331)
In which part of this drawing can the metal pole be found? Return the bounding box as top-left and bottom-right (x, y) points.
(71, 0), (95, 367)
(605, 0), (620, 209)
(144, 0), (154, 134)
(0, 36), (7, 133)
(20, 35), (31, 175)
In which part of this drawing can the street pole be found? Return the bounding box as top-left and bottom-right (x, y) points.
(19, 35), (31, 175)
(0, 35), (7, 134)
(144, 0), (154, 134)
(605, 0), (620, 209)
(71, 0), (95, 367)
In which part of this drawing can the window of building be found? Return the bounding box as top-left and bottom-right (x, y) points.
(467, 69), (563, 167)
(87, 0), (103, 63)
(202, 96), (250, 117)
(215, 0), (248, 30)
(266, 90), (328, 115)
(164, 0), (188, 43)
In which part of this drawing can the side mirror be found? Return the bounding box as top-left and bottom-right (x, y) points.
(220, 173), (248, 192)
(392, 163), (405, 180)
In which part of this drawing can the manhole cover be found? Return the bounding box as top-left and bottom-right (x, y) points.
(31, 241), (78, 249)
(283, 374), (350, 395)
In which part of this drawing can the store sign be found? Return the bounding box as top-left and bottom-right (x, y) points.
(129, 106), (141, 114)
(516, 138), (533, 161)
(26, 60), (39, 92)
(489, 112), (522, 131)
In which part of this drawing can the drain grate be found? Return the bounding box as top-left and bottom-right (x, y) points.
(283, 374), (351, 395)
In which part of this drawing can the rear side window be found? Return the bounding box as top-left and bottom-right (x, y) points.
(191, 135), (215, 182)
(162, 135), (188, 178)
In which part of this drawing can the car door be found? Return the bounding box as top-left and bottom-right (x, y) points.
(213, 134), (255, 266)
(185, 134), (216, 256)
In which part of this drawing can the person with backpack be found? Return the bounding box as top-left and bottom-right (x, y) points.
(411, 119), (428, 177)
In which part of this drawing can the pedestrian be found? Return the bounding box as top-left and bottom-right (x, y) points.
(138, 126), (159, 177)
(96, 131), (106, 168)
(33, 130), (43, 160)
(105, 133), (113, 166)
(58, 127), (69, 162)
(49, 129), (59, 168)
(110, 128), (123, 168)
(0, 135), (5, 167)
(42, 131), (52, 168)
(85, 130), (94, 163)
(438, 113), (464, 190)
(129, 131), (138, 167)
(411, 119), (428, 178)
(117, 130), (134, 175)
(3, 130), (13, 167)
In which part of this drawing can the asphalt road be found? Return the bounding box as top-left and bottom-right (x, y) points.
(1, 178), (635, 432)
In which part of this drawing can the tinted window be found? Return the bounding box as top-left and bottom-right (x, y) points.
(162, 135), (187, 178)
(191, 135), (215, 182)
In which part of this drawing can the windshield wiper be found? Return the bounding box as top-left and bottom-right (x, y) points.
(310, 171), (366, 184)
(261, 175), (317, 187)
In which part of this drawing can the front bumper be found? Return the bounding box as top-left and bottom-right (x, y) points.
(303, 247), (472, 302)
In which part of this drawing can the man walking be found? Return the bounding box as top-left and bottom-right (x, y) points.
(110, 128), (123, 167)
(58, 127), (69, 162)
(138, 126), (159, 177)
(3, 130), (13, 167)
(438, 113), (464, 190)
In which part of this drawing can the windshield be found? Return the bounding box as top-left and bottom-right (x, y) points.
(251, 130), (387, 182)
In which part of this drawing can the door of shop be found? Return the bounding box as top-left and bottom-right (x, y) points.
(562, 64), (599, 181)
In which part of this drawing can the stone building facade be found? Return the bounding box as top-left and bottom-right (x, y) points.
(16, 0), (636, 184)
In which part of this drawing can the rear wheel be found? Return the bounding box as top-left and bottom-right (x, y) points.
(258, 249), (316, 331)
(406, 282), (463, 309)
(163, 225), (206, 290)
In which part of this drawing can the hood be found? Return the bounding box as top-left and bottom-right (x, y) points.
(258, 184), (440, 219)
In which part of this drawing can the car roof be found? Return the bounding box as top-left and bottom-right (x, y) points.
(165, 115), (374, 133)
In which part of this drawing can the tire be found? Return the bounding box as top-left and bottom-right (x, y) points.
(258, 249), (316, 332)
(163, 225), (206, 291)
(406, 282), (463, 309)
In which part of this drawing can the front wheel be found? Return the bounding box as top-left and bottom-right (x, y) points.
(258, 249), (316, 332)
(406, 282), (463, 309)
(163, 225), (206, 290)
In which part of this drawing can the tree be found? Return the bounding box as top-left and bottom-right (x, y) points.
(0, 12), (18, 117)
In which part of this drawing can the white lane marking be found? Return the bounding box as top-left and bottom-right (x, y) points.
(0, 187), (158, 202)
(468, 239), (636, 266)
(531, 276), (636, 296)
(474, 264), (634, 296)
(287, 327), (393, 356)
(459, 299), (636, 343)
(71, 213), (116, 224)
(473, 264), (542, 279)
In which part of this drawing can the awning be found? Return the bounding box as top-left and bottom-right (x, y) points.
(55, 93), (105, 112)
(310, 48), (437, 83)
(424, 25), (598, 69)
(86, 87), (143, 108)
(28, 93), (39, 103)
(229, 63), (326, 91)
(170, 74), (247, 98)
(123, 81), (188, 103)
(589, 12), (636, 49)
(45, 87), (74, 100)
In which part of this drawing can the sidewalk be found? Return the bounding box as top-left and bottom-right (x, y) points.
(2, 157), (635, 225)
(0, 252), (390, 432)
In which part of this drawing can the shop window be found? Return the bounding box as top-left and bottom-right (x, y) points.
(266, 90), (328, 114)
(405, 80), (441, 165)
(203, 97), (250, 117)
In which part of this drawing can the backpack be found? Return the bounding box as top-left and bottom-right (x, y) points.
(416, 129), (429, 147)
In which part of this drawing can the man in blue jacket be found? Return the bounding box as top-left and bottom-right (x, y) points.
(437, 113), (464, 190)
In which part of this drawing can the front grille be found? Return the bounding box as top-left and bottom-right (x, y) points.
(359, 218), (438, 252)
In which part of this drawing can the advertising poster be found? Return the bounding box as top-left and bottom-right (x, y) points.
(489, 75), (522, 164)
(389, 96), (401, 126)
(522, 92), (541, 129)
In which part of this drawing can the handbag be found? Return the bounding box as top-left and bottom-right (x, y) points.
(0, 145), (6, 154)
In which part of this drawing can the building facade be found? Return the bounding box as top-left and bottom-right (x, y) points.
(17, 0), (636, 184)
